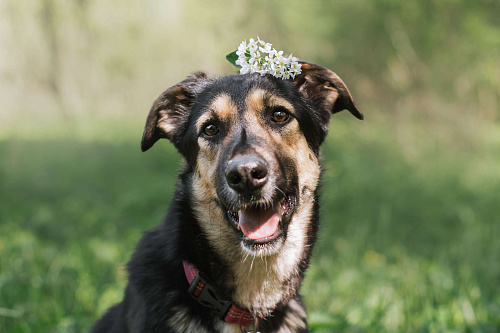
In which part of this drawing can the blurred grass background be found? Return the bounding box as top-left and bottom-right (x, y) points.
(1, 0), (500, 332)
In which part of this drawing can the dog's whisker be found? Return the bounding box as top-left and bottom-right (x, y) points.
(250, 253), (256, 273)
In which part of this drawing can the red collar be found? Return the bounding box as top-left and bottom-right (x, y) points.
(183, 261), (256, 327)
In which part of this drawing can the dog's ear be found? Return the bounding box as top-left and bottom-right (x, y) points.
(293, 62), (363, 125)
(141, 72), (208, 152)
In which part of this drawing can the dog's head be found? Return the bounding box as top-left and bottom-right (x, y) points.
(141, 62), (362, 257)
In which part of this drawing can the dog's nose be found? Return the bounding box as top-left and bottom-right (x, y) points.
(226, 155), (268, 194)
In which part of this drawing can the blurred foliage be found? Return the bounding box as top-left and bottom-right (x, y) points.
(1, 0), (499, 133)
(1, 0), (500, 332)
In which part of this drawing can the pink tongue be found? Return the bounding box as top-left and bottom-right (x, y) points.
(238, 205), (281, 240)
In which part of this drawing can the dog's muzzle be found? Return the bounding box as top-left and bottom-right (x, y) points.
(223, 154), (292, 243)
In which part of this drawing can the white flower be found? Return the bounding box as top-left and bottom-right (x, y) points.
(268, 62), (279, 77)
(232, 37), (302, 80)
(247, 38), (258, 53)
(264, 53), (274, 63)
(248, 51), (261, 65)
(240, 62), (251, 74)
(290, 61), (302, 75)
(237, 40), (247, 55)
(249, 62), (260, 74)
(259, 40), (273, 54)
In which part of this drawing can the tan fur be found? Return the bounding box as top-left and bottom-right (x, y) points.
(189, 88), (322, 318)
(167, 305), (243, 333)
(192, 93), (239, 255)
(194, 93), (237, 204)
(323, 85), (340, 107)
(244, 88), (321, 201)
(216, 322), (244, 333)
(229, 198), (316, 317)
(246, 88), (296, 116)
(167, 304), (206, 332)
(94, 62), (362, 333)
(210, 93), (238, 122)
(278, 299), (308, 333)
(196, 93), (237, 134)
(157, 110), (178, 136)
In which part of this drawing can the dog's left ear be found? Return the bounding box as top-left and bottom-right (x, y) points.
(293, 62), (363, 125)
(141, 72), (208, 152)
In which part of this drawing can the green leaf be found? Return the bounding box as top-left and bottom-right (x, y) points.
(226, 51), (241, 68)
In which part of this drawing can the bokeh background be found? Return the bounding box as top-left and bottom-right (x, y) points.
(1, 0), (500, 332)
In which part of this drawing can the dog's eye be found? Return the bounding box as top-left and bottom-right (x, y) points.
(203, 124), (219, 136)
(272, 110), (289, 123)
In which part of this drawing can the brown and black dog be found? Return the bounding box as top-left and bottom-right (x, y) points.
(91, 62), (362, 333)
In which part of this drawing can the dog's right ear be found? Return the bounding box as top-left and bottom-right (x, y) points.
(293, 62), (363, 122)
(141, 72), (208, 152)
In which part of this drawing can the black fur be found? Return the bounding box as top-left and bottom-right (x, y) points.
(92, 63), (362, 333)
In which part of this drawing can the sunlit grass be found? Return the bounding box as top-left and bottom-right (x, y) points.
(0, 138), (179, 333)
(303, 120), (500, 332)
(1, 120), (499, 332)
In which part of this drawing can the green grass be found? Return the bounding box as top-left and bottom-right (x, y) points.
(1, 121), (499, 332)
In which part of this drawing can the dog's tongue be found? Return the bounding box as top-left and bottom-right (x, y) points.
(238, 205), (281, 240)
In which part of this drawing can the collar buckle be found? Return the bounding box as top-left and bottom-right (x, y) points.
(187, 272), (232, 318)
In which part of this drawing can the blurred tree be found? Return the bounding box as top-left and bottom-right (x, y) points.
(40, 0), (66, 119)
(0, 0), (498, 130)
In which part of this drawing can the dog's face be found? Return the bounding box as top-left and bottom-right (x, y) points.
(141, 63), (362, 258)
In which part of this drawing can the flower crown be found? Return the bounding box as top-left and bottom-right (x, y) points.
(226, 37), (302, 80)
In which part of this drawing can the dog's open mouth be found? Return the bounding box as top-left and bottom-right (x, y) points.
(226, 198), (294, 245)
(239, 204), (281, 240)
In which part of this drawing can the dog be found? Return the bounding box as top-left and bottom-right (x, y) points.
(91, 61), (362, 333)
